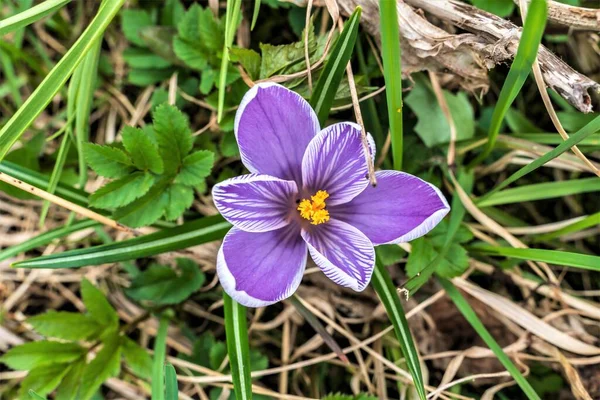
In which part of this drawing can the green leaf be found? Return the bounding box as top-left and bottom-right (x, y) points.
(477, 177), (600, 207)
(28, 311), (103, 341)
(113, 180), (169, 227)
(209, 341), (227, 370)
(165, 364), (178, 400)
(557, 111), (599, 131)
(380, 0), (403, 169)
(161, 0), (185, 27)
(173, 36), (209, 70)
(19, 363), (73, 399)
(405, 74), (475, 147)
(122, 47), (172, 69)
(1, 341), (85, 370)
(200, 68), (216, 94)
(153, 316), (170, 400)
(128, 67), (175, 86)
(230, 47), (261, 81)
(469, 0), (547, 167)
(182, 333), (216, 369)
(14, 215), (230, 269)
(122, 338), (153, 379)
(78, 334), (122, 400)
(54, 358), (86, 400)
(371, 259), (427, 400)
(0, 0), (126, 160)
(0, 219), (99, 262)
(259, 23), (315, 79)
(174, 150), (214, 186)
(89, 172), (155, 209)
(122, 126), (164, 174)
(438, 277), (541, 399)
(469, 246), (600, 271)
(28, 390), (48, 400)
(310, 7), (361, 125)
(121, 9), (153, 47)
(0, 0), (70, 36)
(177, 4), (201, 41)
(223, 293), (252, 400)
(219, 131), (239, 158)
(153, 104), (193, 173)
(506, 108), (543, 133)
(197, 6), (223, 51)
(407, 238), (469, 279)
(373, 244), (405, 267)
(126, 258), (205, 305)
(472, 0), (515, 17)
(83, 143), (134, 179)
(139, 26), (181, 65)
(81, 279), (119, 329)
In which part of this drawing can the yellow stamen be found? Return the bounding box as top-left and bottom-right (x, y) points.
(297, 190), (330, 225)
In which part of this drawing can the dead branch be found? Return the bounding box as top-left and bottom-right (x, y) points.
(516, 0), (600, 31)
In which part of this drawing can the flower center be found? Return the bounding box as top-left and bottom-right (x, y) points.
(297, 190), (330, 225)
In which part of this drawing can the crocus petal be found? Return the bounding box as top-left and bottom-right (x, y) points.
(301, 219), (375, 291)
(235, 82), (320, 183)
(330, 170), (450, 245)
(212, 174), (297, 233)
(302, 122), (369, 206)
(217, 225), (307, 307)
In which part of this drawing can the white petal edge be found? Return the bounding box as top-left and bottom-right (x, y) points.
(378, 171), (450, 245)
(216, 229), (308, 308)
(302, 221), (375, 292)
(211, 174), (297, 233)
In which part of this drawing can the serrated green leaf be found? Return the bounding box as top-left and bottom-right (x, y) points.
(54, 358), (86, 400)
(139, 26), (181, 66)
(78, 334), (122, 400)
(259, 23), (315, 79)
(230, 47), (261, 81)
(83, 143), (134, 179)
(89, 172), (155, 209)
(113, 180), (169, 227)
(405, 74), (474, 147)
(407, 238), (469, 279)
(126, 258), (205, 305)
(219, 131), (239, 157)
(173, 37), (209, 70)
(199, 68), (216, 94)
(19, 363), (73, 399)
(153, 104), (193, 173)
(376, 244), (406, 267)
(1, 341), (85, 370)
(28, 311), (103, 341)
(81, 279), (119, 330)
(182, 333), (216, 369)
(162, 184), (194, 220)
(122, 126), (164, 174)
(121, 9), (153, 47)
(122, 338), (153, 379)
(122, 47), (172, 69)
(174, 150), (214, 186)
(198, 6), (223, 51)
(177, 4), (200, 41)
(161, 0), (186, 27)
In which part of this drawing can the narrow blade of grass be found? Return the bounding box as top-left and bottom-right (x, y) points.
(223, 293), (252, 400)
(469, 246), (600, 271)
(477, 177), (600, 207)
(371, 257), (427, 400)
(438, 277), (541, 399)
(12, 216), (231, 269)
(251, 0), (260, 31)
(482, 114), (600, 200)
(164, 364), (178, 400)
(0, 0), (125, 160)
(152, 315), (169, 400)
(379, 0), (403, 170)
(0, 219), (98, 262)
(469, 0), (547, 167)
(534, 212), (600, 242)
(28, 391), (47, 400)
(0, 0), (71, 36)
(217, 0), (242, 122)
(310, 7), (361, 125)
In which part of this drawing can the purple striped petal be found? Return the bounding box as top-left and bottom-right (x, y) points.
(217, 225), (307, 307)
(302, 122), (370, 206)
(212, 174), (297, 233)
(235, 83), (320, 183)
(301, 219), (375, 291)
(330, 170), (450, 245)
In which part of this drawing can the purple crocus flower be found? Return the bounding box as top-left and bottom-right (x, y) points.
(212, 83), (449, 307)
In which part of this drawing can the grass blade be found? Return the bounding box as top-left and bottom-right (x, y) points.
(469, 0), (547, 167)
(379, 0), (404, 170)
(0, 0), (125, 160)
(28, 391), (47, 400)
(0, 219), (99, 262)
(152, 315), (169, 400)
(534, 212), (600, 242)
(223, 293), (252, 400)
(477, 177), (600, 207)
(438, 277), (541, 400)
(12, 216), (231, 269)
(482, 114), (600, 200)
(469, 246), (600, 271)
(310, 7), (361, 125)
(164, 364), (178, 400)
(371, 257), (427, 400)
(0, 0), (71, 36)
(251, 0), (260, 31)
(217, 0), (242, 122)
